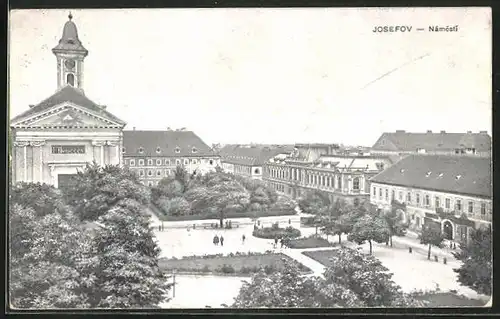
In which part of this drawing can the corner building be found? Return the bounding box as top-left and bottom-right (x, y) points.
(10, 14), (126, 190)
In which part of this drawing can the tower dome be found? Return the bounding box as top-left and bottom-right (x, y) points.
(52, 12), (88, 55)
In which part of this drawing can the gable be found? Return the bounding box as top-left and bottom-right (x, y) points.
(11, 103), (124, 128)
(10, 85), (126, 126)
(371, 134), (399, 151)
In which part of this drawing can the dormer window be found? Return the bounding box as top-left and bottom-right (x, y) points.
(122, 147), (126, 153)
(138, 147), (144, 154)
(456, 175), (462, 180)
(400, 169), (405, 173)
(156, 147), (161, 154)
(438, 173), (444, 178)
(192, 147), (198, 153)
(426, 171), (431, 177)
(175, 147), (181, 154)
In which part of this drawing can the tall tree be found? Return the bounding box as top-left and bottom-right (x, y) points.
(324, 247), (425, 307)
(419, 223), (445, 260)
(173, 165), (190, 193)
(452, 226), (492, 296)
(347, 214), (390, 255)
(297, 190), (331, 215)
(10, 182), (72, 218)
(9, 204), (90, 308)
(232, 259), (363, 308)
(86, 205), (172, 308)
(384, 203), (409, 247)
(63, 162), (151, 221)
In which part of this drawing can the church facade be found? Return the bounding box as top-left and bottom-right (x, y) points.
(10, 14), (126, 189)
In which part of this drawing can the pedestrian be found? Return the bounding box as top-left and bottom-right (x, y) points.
(213, 235), (219, 246)
(220, 235), (224, 246)
(242, 234), (246, 244)
(288, 218), (291, 225)
(274, 236), (279, 248)
(280, 237), (284, 248)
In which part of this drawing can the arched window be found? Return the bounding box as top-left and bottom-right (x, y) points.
(66, 73), (75, 86)
(353, 177), (360, 190)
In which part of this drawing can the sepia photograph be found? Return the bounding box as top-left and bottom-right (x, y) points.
(8, 7), (492, 310)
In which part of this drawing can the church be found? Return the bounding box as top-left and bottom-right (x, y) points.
(10, 13), (126, 189)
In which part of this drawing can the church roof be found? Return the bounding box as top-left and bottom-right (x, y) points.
(370, 154), (492, 198)
(52, 13), (88, 55)
(122, 130), (216, 157)
(10, 85), (125, 125)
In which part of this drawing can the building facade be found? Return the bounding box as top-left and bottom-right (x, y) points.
(371, 130), (491, 158)
(370, 155), (492, 244)
(263, 144), (394, 204)
(219, 144), (294, 180)
(10, 14), (126, 189)
(122, 129), (220, 186)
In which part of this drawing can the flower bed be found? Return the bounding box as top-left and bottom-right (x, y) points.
(287, 235), (334, 249)
(157, 208), (296, 222)
(252, 225), (301, 239)
(158, 252), (311, 275)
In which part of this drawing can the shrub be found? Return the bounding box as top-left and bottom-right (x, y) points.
(201, 265), (211, 272)
(218, 264), (236, 274)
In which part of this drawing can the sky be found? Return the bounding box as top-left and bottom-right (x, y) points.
(9, 8), (492, 146)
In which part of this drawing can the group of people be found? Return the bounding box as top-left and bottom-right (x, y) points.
(273, 236), (289, 249)
(212, 234), (247, 246)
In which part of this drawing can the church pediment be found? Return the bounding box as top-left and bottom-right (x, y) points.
(11, 103), (123, 128)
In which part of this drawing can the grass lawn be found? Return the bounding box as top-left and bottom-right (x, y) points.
(287, 236), (334, 249)
(159, 252), (311, 275)
(302, 249), (337, 267)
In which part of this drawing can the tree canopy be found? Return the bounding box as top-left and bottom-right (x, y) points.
(453, 226), (492, 296)
(233, 248), (427, 308)
(347, 213), (390, 255)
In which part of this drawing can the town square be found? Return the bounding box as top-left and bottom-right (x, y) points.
(8, 8), (492, 310)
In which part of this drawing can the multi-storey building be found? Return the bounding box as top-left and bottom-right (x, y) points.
(122, 129), (220, 186)
(10, 14), (126, 190)
(219, 144), (294, 180)
(370, 154), (492, 244)
(263, 144), (394, 204)
(371, 130), (491, 158)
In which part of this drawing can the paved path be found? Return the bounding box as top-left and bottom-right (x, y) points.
(281, 246), (339, 278)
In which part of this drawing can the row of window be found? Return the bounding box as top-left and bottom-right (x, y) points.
(128, 158), (215, 167)
(135, 168), (174, 178)
(372, 186), (489, 216)
(128, 146), (199, 155)
(271, 182), (286, 193)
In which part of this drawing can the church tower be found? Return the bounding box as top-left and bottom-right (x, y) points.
(52, 13), (88, 91)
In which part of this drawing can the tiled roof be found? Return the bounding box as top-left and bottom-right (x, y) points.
(370, 155), (492, 198)
(372, 131), (491, 152)
(219, 145), (294, 166)
(123, 130), (216, 157)
(11, 85), (125, 125)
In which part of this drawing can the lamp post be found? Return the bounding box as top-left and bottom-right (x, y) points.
(172, 269), (176, 298)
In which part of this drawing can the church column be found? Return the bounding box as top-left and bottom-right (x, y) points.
(31, 141), (46, 183)
(49, 165), (56, 186)
(13, 141), (29, 181)
(92, 141), (106, 167)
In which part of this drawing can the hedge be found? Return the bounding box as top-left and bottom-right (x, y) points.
(252, 225), (301, 239)
(158, 208), (296, 222)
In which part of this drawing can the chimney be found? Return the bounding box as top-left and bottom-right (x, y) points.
(479, 131), (488, 134)
(133, 127), (136, 131)
(395, 130), (405, 133)
(467, 131), (472, 134)
(29, 104), (35, 108)
(440, 130), (446, 133)
(426, 130), (432, 133)
(100, 105), (107, 110)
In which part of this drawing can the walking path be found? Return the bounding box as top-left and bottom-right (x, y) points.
(281, 247), (338, 278)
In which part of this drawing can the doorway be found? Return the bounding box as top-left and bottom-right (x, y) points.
(442, 220), (454, 240)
